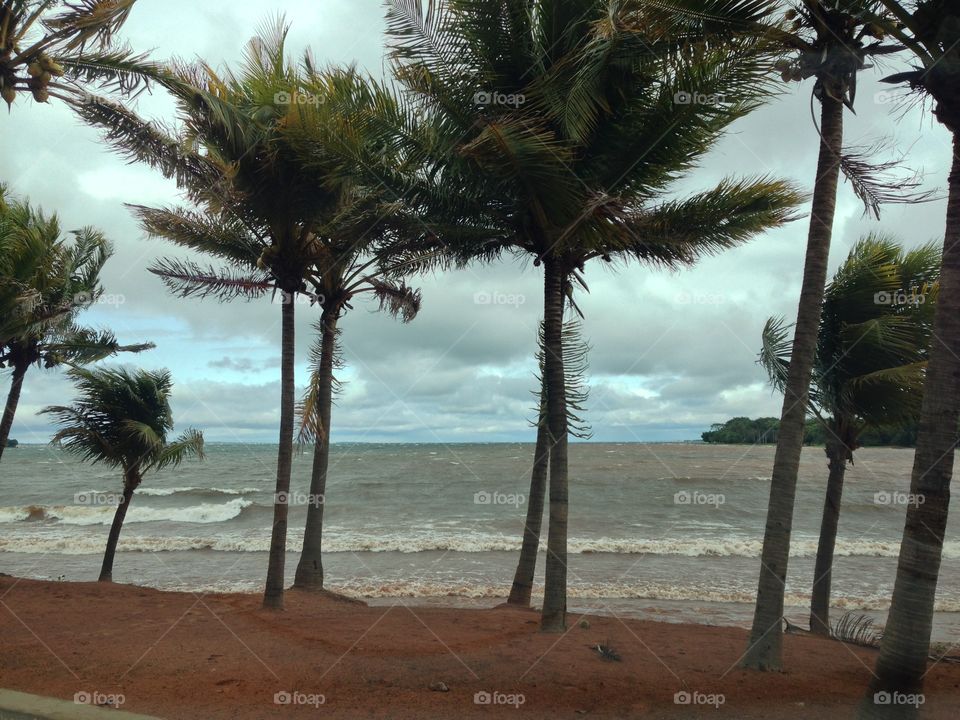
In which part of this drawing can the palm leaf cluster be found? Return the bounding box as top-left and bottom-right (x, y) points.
(0, 186), (151, 373)
(379, 0), (802, 273)
(0, 0), (158, 107)
(42, 366), (203, 478)
(760, 233), (939, 445)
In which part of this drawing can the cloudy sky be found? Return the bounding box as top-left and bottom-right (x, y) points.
(0, 0), (952, 444)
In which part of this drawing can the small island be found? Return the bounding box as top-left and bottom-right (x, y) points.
(702, 417), (918, 447)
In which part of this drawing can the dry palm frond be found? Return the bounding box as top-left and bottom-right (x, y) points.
(831, 612), (882, 647)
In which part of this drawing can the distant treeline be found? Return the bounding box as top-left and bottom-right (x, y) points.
(701, 417), (918, 447)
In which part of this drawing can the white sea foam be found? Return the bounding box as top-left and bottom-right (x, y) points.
(76, 486), (262, 497)
(0, 498), (252, 526)
(1, 527), (957, 560)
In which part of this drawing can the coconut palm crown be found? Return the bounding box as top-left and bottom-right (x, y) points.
(0, 0), (159, 108)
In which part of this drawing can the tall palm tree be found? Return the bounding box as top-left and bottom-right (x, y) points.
(0, 0), (155, 108)
(41, 366), (203, 581)
(80, 23), (434, 608)
(852, 3), (960, 716)
(383, 0), (802, 630)
(277, 67), (434, 592)
(759, 235), (940, 635)
(0, 188), (152, 461)
(740, 0), (928, 671)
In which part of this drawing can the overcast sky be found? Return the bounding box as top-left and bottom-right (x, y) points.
(0, 0), (952, 444)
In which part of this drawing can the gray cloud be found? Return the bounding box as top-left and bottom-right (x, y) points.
(0, 1), (951, 444)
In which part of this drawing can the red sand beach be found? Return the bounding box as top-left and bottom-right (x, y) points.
(1, 575), (958, 719)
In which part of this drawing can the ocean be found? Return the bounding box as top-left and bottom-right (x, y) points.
(2, 442), (958, 641)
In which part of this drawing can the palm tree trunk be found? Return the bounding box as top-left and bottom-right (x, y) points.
(263, 298), (296, 609)
(294, 308), (338, 591)
(858, 136), (960, 720)
(810, 435), (848, 635)
(99, 477), (136, 582)
(540, 256), (569, 632)
(508, 397), (549, 606)
(742, 94), (844, 670)
(0, 361), (27, 463)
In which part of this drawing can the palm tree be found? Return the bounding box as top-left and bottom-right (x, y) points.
(42, 366), (203, 581)
(80, 23), (433, 608)
(0, 188), (152, 461)
(279, 67), (434, 592)
(851, 3), (960, 716)
(383, 0), (802, 630)
(759, 235), (940, 635)
(509, 315), (591, 607)
(740, 0), (932, 671)
(0, 0), (155, 108)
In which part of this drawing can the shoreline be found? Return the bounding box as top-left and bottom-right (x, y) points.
(2, 576), (958, 719)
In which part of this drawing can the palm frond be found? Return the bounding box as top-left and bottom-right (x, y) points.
(147, 258), (272, 301)
(759, 315), (792, 394)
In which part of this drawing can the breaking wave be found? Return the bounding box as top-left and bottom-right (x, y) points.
(1, 528), (957, 560)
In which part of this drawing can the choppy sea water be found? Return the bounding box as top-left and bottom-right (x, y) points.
(2, 442), (958, 641)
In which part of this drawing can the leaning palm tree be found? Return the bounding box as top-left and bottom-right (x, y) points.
(852, 3), (960, 717)
(0, 189), (152, 461)
(42, 367), (203, 581)
(0, 0), (156, 108)
(759, 235), (940, 635)
(383, 0), (802, 630)
(80, 23), (432, 608)
(739, 0), (940, 671)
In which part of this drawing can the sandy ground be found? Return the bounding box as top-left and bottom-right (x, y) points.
(1, 576), (958, 719)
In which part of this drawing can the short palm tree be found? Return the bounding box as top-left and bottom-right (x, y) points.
(383, 0), (802, 630)
(0, 188), (152, 461)
(852, 3), (960, 716)
(759, 235), (939, 635)
(0, 0), (155, 108)
(42, 366), (203, 581)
